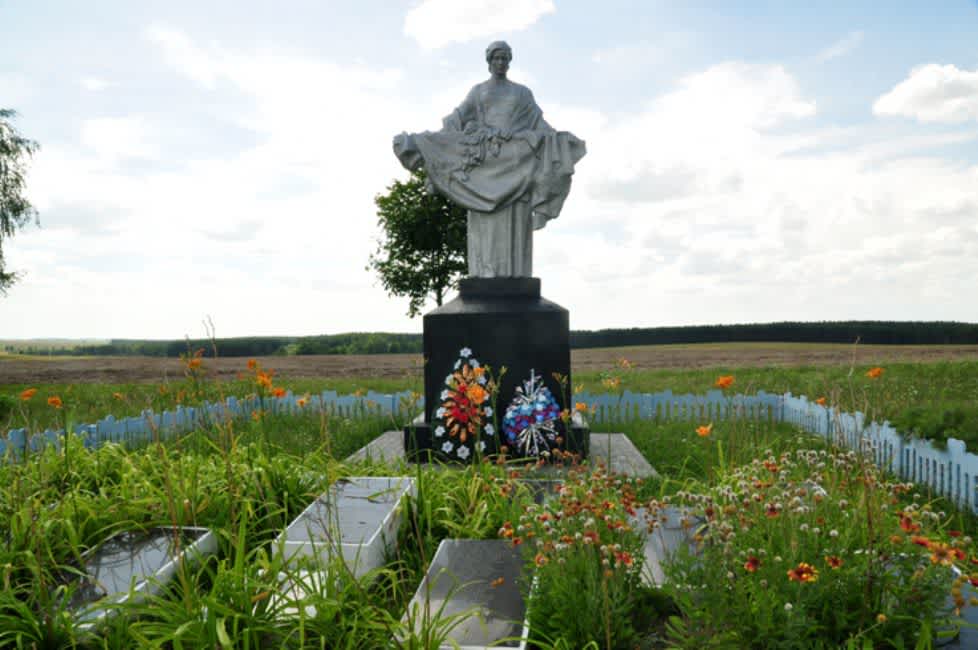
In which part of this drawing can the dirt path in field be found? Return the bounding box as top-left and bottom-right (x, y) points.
(3, 343), (978, 385)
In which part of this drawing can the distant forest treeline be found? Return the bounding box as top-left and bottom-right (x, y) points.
(4, 321), (978, 358)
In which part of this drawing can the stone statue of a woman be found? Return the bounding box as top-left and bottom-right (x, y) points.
(393, 41), (586, 278)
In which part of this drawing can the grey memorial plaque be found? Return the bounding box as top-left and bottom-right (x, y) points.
(404, 539), (528, 649)
(66, 526), (216, 628)
(276, 476), (414, 578)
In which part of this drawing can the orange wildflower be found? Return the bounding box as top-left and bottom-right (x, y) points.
(929, 542), (956, 566)
(815, 397), (826, 406)
(744, 556), (761, 572)
(575, 402), (587, 412)
(187, 358), (202, 370)
(865, 367), (884, 379)
(297, 397), (308, 408)
(787, 562), (818, 583)
(47, 396), (63, 409)
(272, 387), (286, 398)
(714, 375), (734, 390)
(490, 577), (505, 588)
(256, 372), (273, 389)
(696, 423), (713, 437)
(825, 555), (843, 569)
(534, 553), (548, 567)
(765, 504), (780, 518)
(247, 358), (257, 370)
(112, 392), (124, 401)
(20, 388), (37, 401)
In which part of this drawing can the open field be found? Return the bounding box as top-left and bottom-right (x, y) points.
(3, 342), (978, 384)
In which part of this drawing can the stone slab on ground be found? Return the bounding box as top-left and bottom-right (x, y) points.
(347, 431), (658, 479)
(634, 506), (702, 587)
(66, 527), (217, 629)
(275, 476), (414, 578)
(402, 539), (528, 649)
(588, 433), (658, 478)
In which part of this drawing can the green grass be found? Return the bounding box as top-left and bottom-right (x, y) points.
(5, 360), (978, 438)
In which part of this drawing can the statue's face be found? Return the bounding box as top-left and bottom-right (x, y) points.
(488, 50), (510, 77)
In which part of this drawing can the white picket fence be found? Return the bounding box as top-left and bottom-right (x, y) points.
(3, 388), (976, 513)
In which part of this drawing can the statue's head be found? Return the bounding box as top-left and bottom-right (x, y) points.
(485, 41), (512, 77)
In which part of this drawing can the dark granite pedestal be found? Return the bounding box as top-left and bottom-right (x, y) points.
(405, 277), (588, 462)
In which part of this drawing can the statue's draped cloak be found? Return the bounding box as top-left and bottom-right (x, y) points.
(393, 81), (586, 231)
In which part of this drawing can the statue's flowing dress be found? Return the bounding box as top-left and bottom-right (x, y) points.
(394, 79), (586, 277)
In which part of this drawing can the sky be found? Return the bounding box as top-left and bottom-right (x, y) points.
(2, 0), (978, 340)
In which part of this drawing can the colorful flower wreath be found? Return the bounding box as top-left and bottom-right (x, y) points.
(434, 347), (496, 460)
(502, 370), (562, 458)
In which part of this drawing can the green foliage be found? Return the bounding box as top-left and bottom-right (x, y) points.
(369, 169), (467, 317)
(664, 449), (963, 648)
(893, 403), (978, 450)
(0, 109), (39, 294)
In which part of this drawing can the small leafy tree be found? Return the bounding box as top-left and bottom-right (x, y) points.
(0, 109), (39, 294)
(369, 169), (467, 316)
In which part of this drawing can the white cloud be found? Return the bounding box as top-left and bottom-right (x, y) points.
(874, 63), (978, 123)
(79, 117), (158, 162)
(814, 30), (864, 62)
(403, 0), (555, 50)
(80, 76), (111, 91)
(531, 61), (978, 330)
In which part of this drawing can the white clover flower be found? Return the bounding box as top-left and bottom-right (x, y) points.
(457, 445), (470, 460)
(435, 426), (446, 437)
(784, 603), (793, 612)
(459, 347), (472, 358)
(829, 529), (839, 538)
(441, 441), (454, 453)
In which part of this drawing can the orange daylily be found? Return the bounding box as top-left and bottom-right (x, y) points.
(47, 396), (63, 409)
(815, 397), (827, 406)
(865, 367), (884, 379)
(696, 423), (713, 437)
(20, 388), (37, 401)
(715, 375), (734, 389)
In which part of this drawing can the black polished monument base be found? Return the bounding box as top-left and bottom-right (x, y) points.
(404, 277), (589, 463)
